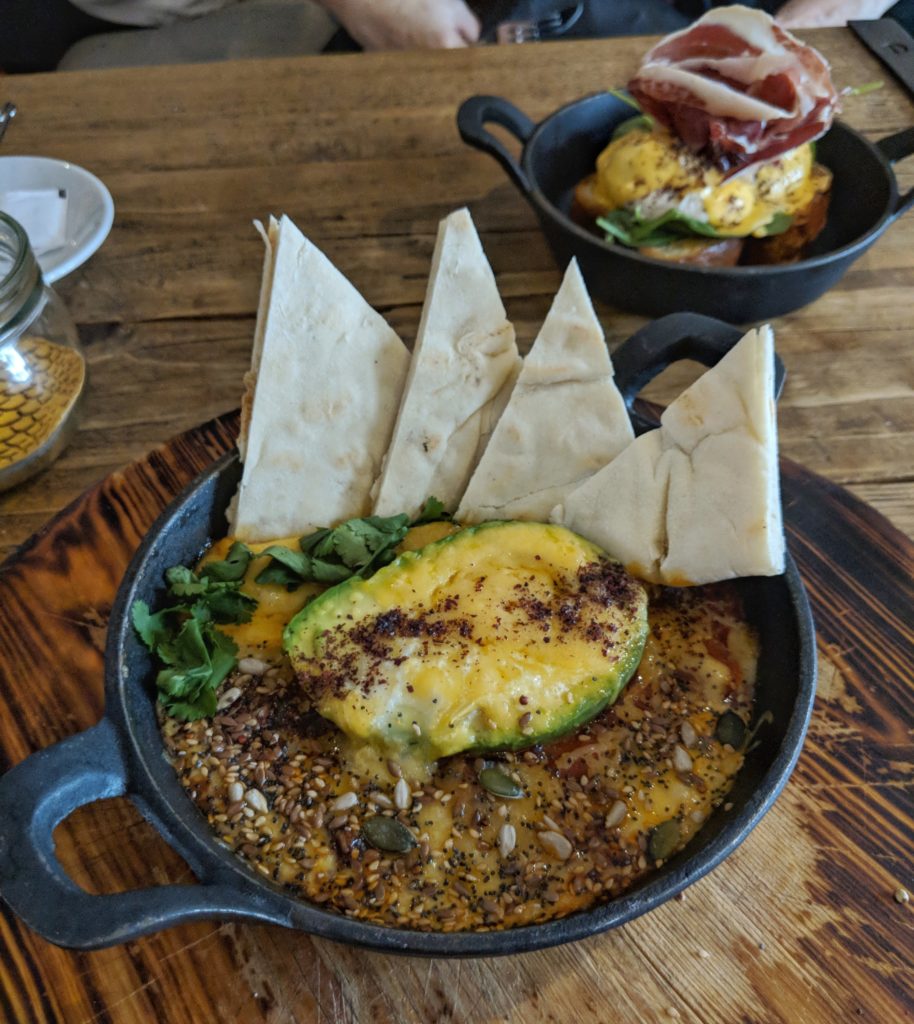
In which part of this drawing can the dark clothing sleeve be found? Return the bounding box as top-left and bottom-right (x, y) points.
(0, 0), (122, 73)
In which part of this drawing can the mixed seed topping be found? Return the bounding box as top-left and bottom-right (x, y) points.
(161, 583), (757, 931)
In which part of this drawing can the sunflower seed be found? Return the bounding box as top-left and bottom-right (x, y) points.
(538, 830), (573, 861)
(498, 823), (516, 858)
(605, 799), (627, 828)
(238, 657), (268, 676)
(216, 687), (243, 711)
(330, 791), (358, 812)
(245, 788), (268, 813)
(673, 745), (693, 773)
(394, 778), (411, 810)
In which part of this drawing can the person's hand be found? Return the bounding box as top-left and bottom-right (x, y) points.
(324, 0), (480, 50)
(776, 0), (895, 28)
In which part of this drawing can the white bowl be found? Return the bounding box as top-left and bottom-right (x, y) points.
(0, 156), (114, 284)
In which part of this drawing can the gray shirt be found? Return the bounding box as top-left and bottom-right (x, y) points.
(69, 0), (240, 27)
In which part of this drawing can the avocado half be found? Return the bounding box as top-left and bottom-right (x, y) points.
(284, 521), (649, 759)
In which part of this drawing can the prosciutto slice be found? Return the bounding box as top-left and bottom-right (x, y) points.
(628, 6), (839, 172)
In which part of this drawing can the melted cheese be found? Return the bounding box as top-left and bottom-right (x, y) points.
(286, 522), (648, 759)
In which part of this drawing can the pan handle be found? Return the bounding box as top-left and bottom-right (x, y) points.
(875, 126), (914, 218)
(612, 313), (786, 434)
(457, 95), (536, 195)
(0, 718), (284, 949)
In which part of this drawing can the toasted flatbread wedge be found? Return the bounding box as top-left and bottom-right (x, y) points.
(555, 326), (784, 585)
(456, 259), (633, 523)
(661, 324), (782, 584)
(372, 208), (521, 518)
(554, 429), (669, 580)
(230, 215), (410, 541)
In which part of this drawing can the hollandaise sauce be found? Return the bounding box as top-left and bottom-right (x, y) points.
(160, 528), (758, 932)
(589, 124), (831, 239)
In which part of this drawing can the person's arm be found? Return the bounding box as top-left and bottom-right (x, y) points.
(319, 0), (480, 49)
(776, 0), (896, 28)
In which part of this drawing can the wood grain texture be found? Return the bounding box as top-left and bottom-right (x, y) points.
(0, 412), (912, 1024)
(0, 29), (913, 560)
(0, 26), (912, 1024)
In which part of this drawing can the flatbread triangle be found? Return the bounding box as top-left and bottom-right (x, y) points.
(230, 215), (410, 541)
(456, 258), (633, 523)
(554, 325), (784, 585)
(372, 207), (521, 518)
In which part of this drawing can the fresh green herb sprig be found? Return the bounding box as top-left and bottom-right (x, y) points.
(132, 501), (451, 720)
(132, 541), (258, 721)
(256, 497), (451, 590)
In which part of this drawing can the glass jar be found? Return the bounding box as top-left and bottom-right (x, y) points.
(0, 212), (85, 492)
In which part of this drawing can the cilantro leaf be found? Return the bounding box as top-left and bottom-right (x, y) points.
(254, 500), (451, 590)
(131, 599), (176, 652)
(412, 496), (451, 525)
(132, 543), (258, 721)
(196, 588), (258, 624)
(199, 541), (252, 582)
(332, 515), (410, 567)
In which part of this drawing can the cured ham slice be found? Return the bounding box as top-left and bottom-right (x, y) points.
(628, 5), (839, 172)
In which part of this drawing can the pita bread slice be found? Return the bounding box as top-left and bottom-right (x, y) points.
(554, 326), (784, 585)
(237, 216), (278, 464)
(553, 429), (669, 580)
(372, 208), (521, 518)
(229, 214), (410, 541)
(456, 259), (633, 523)
(661, 324), (783, 584)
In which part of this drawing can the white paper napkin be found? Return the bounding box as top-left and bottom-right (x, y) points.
(0, 188), (69, 256)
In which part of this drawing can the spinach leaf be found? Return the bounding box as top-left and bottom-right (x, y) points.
(597, 205), (793, 250)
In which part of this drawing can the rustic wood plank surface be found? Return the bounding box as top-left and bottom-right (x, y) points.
(0, 26), (912, 1024)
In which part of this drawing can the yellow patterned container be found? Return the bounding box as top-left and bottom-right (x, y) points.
(0, 213), (85, 492)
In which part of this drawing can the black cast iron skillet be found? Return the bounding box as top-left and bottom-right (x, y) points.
(0, 313), (816, 954)
(458, 93), (914, 323)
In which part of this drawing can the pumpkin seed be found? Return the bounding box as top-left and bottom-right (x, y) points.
(361, 816), (417, 853)
(715, 711), (747, 749)
(648, 819), (680, 862)
(479, 766), (524, 800)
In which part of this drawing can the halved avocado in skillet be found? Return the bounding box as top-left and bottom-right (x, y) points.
(285, 521), (649, 759)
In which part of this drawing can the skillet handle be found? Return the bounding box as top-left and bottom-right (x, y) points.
(612, 313), (786, 434)
(457, 95), (535, 195)
(875, 126), (914, 218)
(0, 718), (282, 949)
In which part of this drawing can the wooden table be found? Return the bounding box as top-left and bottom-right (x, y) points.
(0, 29), (912, 1024)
